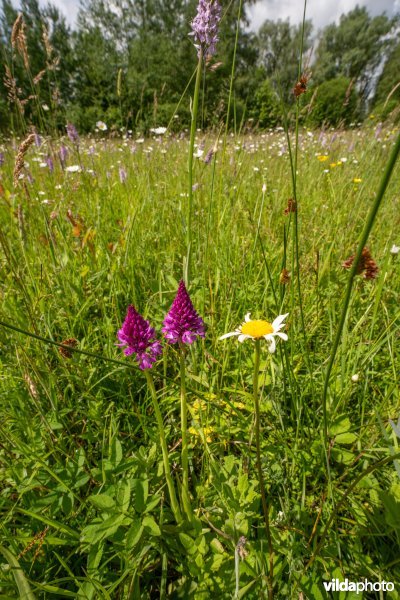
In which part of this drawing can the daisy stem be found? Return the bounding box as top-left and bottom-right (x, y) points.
(253, 340), (274, 599)
(144, 370), (183, 525)
(185, 48), (203, 286)
(179, 344), (193, 522)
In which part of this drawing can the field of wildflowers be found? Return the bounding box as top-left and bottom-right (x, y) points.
(1, 2), (400, 599)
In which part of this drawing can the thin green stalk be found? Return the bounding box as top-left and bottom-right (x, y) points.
(253, 340), (274, 600)
(224, 0), (243, 138)
(284, 0), (310, 357)
(322, 131), (400, 442)
(185, 49), (203, 286)
(234, 543), (240, 599)
(179, 344), (193, 521)
(144, 370), (183, 525)
(0, 318), (130, 368)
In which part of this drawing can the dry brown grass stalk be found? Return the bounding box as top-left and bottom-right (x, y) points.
(42, 24), (53, 59)
(33, 69), (46, 85)
(11, 13), (29, 70)
(3, 65), (27, 114)
(13, 133), (35, 187)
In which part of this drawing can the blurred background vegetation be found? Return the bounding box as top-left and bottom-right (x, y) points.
(0, 0), (399, 134)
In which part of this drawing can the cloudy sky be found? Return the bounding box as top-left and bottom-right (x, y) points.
(30, 0), (399, 32)
(247, 0), (399, 32)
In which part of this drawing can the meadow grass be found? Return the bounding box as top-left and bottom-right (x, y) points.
(0, 123), (400, 598)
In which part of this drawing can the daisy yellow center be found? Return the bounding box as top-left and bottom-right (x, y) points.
(241, 320), (273, 338)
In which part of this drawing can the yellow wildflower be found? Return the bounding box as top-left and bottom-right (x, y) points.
(190, 398), (207, 415)
(188, 426), (214, 443)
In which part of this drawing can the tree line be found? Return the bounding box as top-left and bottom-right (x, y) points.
(0, 0), (399, 135)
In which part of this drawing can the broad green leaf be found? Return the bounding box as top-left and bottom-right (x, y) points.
(336, 432), (357, 445)
(0, 546), (36, 600)
(109, 437), (123, 468)
(329, 416), (351, 436)
(81, 514), (125, 544)
(126, 520), (144, 550)
(87, 542), (104, 574)
(116, 480), (131, 512)
(132, 478), (148, 513)
(179, 533), (197, 555)
(88, 493), (115, 510)
(142, 516), (161, 537)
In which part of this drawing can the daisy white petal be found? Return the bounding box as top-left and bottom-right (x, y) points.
(267, 336), (276, 353)
(238, 334), (251, 343)
(271, 313), (289, 330)
(219, 331), (240, 340)
(276, 332), (288, 341)
(244, 312), (251, 322)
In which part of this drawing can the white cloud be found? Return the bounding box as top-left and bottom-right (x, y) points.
(12, 0), (398, 34)
(247, 0), (398, 33)
(52, 0), (80, 26)
(11, 0), (80, 25)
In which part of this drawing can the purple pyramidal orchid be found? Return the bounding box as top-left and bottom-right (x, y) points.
(117, 305), (162, 370)
(66, 122), (79, 144)
(190, 0), (222, 59)
(163, 281), (205, 345)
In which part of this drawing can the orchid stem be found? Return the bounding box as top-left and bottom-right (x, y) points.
(144, 370), (182, 525)
(179, 344), (193, 522)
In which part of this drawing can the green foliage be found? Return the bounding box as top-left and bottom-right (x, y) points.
(0, 0), (74, 133)
(257, 18), (313, 102)
(0, 0), (396, 134)
(313, 6), (396, 103)
(372, 100), (400, 125)
(250, 78), (281, 128)
(1, 0), (400, 596)
(1, 123), (400, 596)
(374, 41), (400, 107)
(308, 77), (359, 127)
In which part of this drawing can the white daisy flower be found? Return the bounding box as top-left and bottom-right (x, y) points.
(390, 244), (399, 255)
(150, 127), (167, 135)
(96, 121), (108, 131)
(219, 312), (289, 353)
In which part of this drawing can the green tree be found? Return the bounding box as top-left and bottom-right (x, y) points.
(373, 41), (400, 108)
(308, 76), (358, 127)
(313, 6), (396, 102)
(250, 77), (281, 128)
(0, 0), (74, 132)
(70, 25), (120, 130)
(257, 18), (313, 102)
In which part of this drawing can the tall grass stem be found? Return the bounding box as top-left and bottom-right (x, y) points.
(185, 50), (203, 285)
